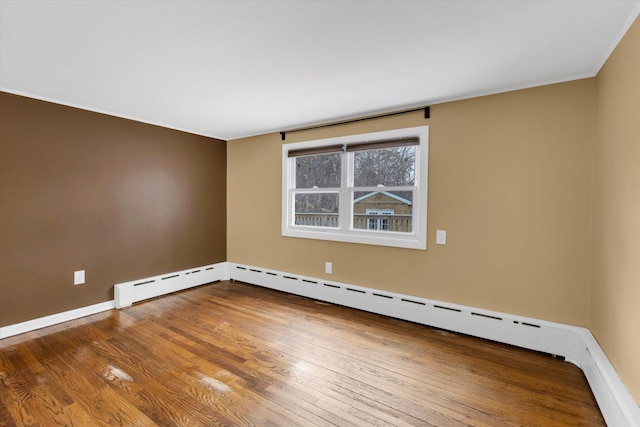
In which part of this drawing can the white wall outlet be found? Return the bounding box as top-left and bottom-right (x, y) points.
(436, 230), (447, 245)
(325, 262), (332, 274)
(74, 270), (85, 285)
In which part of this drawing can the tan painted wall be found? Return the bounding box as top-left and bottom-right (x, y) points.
(0, 92), (227, 327)
(592, 16), (640, 403)
(228, 78), (596, 327)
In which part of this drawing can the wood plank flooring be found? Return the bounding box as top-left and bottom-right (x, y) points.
(0, 281), (605, 426)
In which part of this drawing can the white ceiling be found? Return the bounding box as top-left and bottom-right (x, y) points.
(1, 1), (639, 141)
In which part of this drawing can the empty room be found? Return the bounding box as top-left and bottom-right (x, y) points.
(1, 1), (639, 426)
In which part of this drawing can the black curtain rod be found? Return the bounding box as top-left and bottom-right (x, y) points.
(280, 106), (430, 141)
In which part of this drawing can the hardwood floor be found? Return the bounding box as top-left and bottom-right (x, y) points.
(0, 281), (604, 426)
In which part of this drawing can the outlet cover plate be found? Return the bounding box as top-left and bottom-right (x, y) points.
(74, 270), (85, 285)
(325, 262), (332, 274)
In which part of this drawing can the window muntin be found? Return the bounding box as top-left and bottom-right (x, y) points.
(282, 126), (428, 250)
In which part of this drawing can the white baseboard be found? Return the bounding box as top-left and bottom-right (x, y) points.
(114, 261), (229, 308)
(582, 332), (640, 427)
(2, 261), (637, 426)
(0, 300), (115, 339)
(227, 262), (640, 427)
(0, 262), (230, 339)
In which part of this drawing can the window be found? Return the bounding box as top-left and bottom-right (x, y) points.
(282, 126), (428, 249)
(368, 217), (389, 231)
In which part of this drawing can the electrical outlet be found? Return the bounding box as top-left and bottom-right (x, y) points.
(325, 262), (332, 274)
(74, 270), (85, 285)
(436, 230), (447, 245)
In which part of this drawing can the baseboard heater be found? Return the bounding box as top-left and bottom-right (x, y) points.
(114, 262), (229, 308)
(228, 262), (640, 427)
(111, 261), (640, 426)
(229, 263), (585, 364)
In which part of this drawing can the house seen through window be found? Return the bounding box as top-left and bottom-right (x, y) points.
(282, 126), (428, 249)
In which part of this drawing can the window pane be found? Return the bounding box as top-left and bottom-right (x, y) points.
(295, 153), (341, 189)
(294, 193), (339, 228)
(353, 146), (415, 187)
(352, 191), (413, 233)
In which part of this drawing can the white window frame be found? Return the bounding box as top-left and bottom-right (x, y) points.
(282, 126), (428, 250)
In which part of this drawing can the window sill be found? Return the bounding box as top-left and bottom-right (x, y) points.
(282, 226), (427, 250)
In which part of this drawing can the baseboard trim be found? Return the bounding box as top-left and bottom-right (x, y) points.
(0, 300), (115, 339)
(228, 261), (640, 427)
(582, 332), (640, 427)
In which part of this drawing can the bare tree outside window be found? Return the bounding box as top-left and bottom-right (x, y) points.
(353, 146), (415, 187)
(295, 153), (341, 188)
